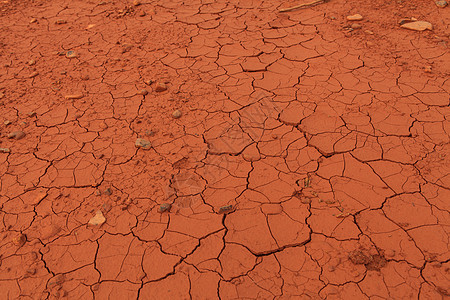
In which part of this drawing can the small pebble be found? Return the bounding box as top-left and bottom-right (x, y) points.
(435, 0), (448, 7)
(8, 131), (26, 140)
(364, 30), (374, 35)
(158, 203), (171, 213)
(154, 82), (167, 92)
(29, 71), (39, 78)
(88, 210), (106, 226)
(4, 120), (11, 125)
(30, 18), (37, 23)
(86, 24), (96, 29)
(172, 110), (182, 119)
(346, 14), (363, 21)
(139, 11), (146, 17)
(400, 21), (433, 31)
(12, 233), (27, 247)
(28, 59), (36, 65)
(137, 89), (148, 96)
(144, 79), (153, 85)
(0, 148), (10, 153)
(27, 112), (37, 117)
(64, 93), (83, 100)
(135, 138), (152, 149)
(424, 66), (432, 73)
(218, 205), (234, 214)
(351, 23), (362, 29)
(66, 50), (77, 58)
(55, 19), (67, 24)
(104, 187), (112, 196)
(366, 41), (374, 46)
(133, 0), (141, 6)
(0, 92), (4, 99)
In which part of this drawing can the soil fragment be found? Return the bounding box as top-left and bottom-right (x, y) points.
(8, 131), (26, 140)
(347, 14), (363, 21)
(88, 210), (106, 226)
(135, 138), (152, 149)
(158, 203), (171, 213)
(400, 21), (432, 31)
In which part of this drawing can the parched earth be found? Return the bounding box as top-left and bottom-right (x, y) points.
(0, 0), (449, 298)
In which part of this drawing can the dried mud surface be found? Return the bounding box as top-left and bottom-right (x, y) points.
(0, 0), (449, 298)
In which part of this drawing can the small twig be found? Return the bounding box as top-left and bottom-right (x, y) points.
(279, 0), (328, 12)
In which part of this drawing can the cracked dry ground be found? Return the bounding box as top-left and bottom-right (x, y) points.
(0, 0), (449, 299)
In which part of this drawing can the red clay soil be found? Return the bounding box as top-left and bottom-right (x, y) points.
(0, 0), (449, 298)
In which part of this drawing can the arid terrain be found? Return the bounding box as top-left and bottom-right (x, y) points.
(0, 0), (449, 298)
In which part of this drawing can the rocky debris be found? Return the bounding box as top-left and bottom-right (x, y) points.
(137, 89), (148, 96)
(55, 19), (67, 24)
(88, 210), (106, 226)
(12, 233), (27, 247)
(135, 138), (152, 149)
(66, 50), (77, 58)
(4, 120), (11, 125)
(424, 66), (432, 73)
(154, 82), (167, 92)
(144, 79), (153, 85)
(104, 187), (112, 195)
(0, 148), (10, 153)
(364, 30), (374, 35)
(435, 0), (448, 7)
(29, 71), (39, 78)
(400, 21), (433, 31)
(351, 23), (362, 29)
(158, 203), (171, 213)
(218, 205), (234, 214)
(8, 131), (26, 140)
(64, 93), (83, 100)
(172, 109), (182, 119)
(347, 14), (363, 21)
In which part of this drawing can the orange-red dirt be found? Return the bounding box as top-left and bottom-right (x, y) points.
(0, 0), (449, 298)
